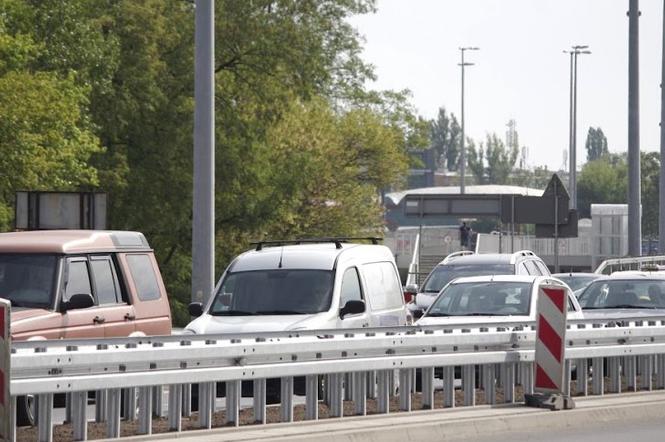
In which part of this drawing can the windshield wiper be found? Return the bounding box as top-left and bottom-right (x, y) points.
(606, 304), (656, 309)
(209, 310), (255, 316)
(423, 289), (440, 293)
(458, 312), (505, 316)
(254, 310), (307, 315)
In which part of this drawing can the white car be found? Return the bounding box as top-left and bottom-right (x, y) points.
(416, 275), (583, 326)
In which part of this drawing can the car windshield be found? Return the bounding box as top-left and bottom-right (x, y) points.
(0, 254), (58, 309)
(421, 264), (514, 293)
(209, 269), (333, 315)
(556, 275), (600, 292)
(578, 279), (665, 309)
(426, 281), (532, 317)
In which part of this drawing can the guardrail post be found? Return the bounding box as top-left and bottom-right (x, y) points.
(106, 389), (121, 439)
(462, 365), (475, 406)
(226, 380), (240, 426)
(640, 355), (653, 391)
(10, 396), (16, 442)
(398, 368), (412, 411)
(71, 391), (87, 441)
(656, 355), (665, 389)
(305, 375), (318, 420)
(625, 356), (637, 391)
(65, 393), (72, 424)
(343, 373), (353, 401)
(181, 384), (192, 417)
(37, 393), (53, 442)
(198, 382), (214, 429)
(280, 377), (294, 422)
(124, 387), (137, 421)
(443, 366), (455, 408)
(576, 359), (588, 395)
(152, 386), (163, 418)
(421, 367), (435, 409)
(521, 362), (534, 395)
(608, 357), (621, 393)
(353, 371), (367, 415)
(167, 384), (182, 432)
(562, 360), (572, 396)
(137, 386), (152, 435)
(483, 364), (496, 404)
(376, 370), (390, 414)
(95, 390), (106, 423)
(329, 373), (343, 417)
(592, 358), (604, 395)
(253, 379), (266, 424)
(323, 374), (331, 406)
(366, 371), (377, 399)
(501, 363), (515, 403)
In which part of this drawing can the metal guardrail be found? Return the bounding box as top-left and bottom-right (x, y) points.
(9, 317), (665, 441)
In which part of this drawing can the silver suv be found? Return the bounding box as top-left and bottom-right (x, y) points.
(408, 250), (550, 317)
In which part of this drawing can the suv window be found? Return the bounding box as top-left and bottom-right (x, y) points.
(126, 254), (161, 301)
(361, 262), (402, 310)
(0, 254), (57, 308)
(340, 267), (363, 306)
(65, 259), (92, 301)
(422, 263), (515, 293)
(90, 256), (123, 305)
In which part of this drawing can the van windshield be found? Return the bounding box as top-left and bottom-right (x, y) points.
(210, 269), (333, 315)
(421, 264), (514, 293)
(0, 254), (58, 309)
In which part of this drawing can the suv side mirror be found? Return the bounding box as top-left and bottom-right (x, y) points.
(188, 302), (204, 317)
(63, 293), (94, 312)
(340, 300), (365, 318)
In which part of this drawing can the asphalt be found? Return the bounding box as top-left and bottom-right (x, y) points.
(107, 390), (665, 442)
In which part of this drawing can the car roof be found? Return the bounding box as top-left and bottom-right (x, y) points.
(449, 275), (541, 284)
(0, 230), (151, 254)
(553, 272), (599, 278)
(229, 242), (394, 272)
(606, 271), (665, 279)
(442, 254), (514, 265)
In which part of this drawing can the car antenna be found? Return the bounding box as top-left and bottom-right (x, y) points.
(278, 246), (284, 268)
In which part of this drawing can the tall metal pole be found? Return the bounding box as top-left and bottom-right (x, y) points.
(567, 51), (575, 209)
(192, 0), (215, 304)
(571, 52), (578, 210)
(628, 0), (642, 257)
(460, 50), (466, 194)
(659, 0), (665, 253)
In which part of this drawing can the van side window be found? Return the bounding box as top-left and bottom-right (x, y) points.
(126, 254), (161, 301)
(340, 267), (363, 306)
(65, 259), (92, 302)
(90, 256), (123, 305)
(361, 262), (403, 310)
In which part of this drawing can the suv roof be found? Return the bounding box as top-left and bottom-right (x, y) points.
(449, 274), (563, 285)
(440, 250), (538, 266)
(229, 242), (394, 272)
(0, 230), (150, 254)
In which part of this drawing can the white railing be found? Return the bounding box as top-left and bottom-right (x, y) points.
(9, 317), (665, 441)
(595, 255), (665, 275)
(476, 233), (592, 256)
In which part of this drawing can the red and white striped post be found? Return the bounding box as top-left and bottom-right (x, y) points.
(0, 299), (10, 439)
(525, 283), (575, 410)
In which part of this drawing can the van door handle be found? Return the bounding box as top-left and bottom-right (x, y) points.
(124, 313), (136, 321)
(93, 316), (106, 324)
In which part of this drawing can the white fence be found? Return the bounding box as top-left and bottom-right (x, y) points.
(9, 316), (665, 441)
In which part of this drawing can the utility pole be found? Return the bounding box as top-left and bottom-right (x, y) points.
(192, 0), (215, 304)
(658, 1), (665, 254)
(458, 46), (479, 194)
(564, 45), (590, 210)
(628, 0), (642, 257)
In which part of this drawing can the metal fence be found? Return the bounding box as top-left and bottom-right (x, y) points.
(10, 317), (665, 442)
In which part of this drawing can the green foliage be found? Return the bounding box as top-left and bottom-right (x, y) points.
(585, 127), (609, 162)
(466, 138), (484, 184)
(430, 107), (460, 171)
(466, 133), (518, 185)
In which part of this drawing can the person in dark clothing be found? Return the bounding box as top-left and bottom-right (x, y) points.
(459, 221), (470, 249)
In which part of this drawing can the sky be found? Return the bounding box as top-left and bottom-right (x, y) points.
(348, 0), (664, 170)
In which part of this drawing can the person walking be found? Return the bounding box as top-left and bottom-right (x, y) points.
(459, 221), (470, 249)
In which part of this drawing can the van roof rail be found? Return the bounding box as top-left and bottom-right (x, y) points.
(250, 237), (383, 251)
(442, 250), (475, 264)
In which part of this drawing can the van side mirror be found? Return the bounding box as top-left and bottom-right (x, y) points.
(340, 300), (365, 318)
(188, 302), (204, 317)
(405, 283), (419, 293)
(62, 293), (94, 312)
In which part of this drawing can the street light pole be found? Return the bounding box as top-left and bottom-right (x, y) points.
(459, 46), (479, 194)
(628, 0), (641, 257)
(564, 45), (590, 211)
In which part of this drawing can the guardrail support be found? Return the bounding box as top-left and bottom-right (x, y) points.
(592, 358), (604, 395)
(608, 357), (621, 393)
(344, 373), (353, 401)
(123, 387), (137, 421)
(106, 389), (121, 439)
(71, 391), (87, 441)
(198, 382), (214, 429)
(353, 371), (367, 415)
(462, 365), (475, 406)
(501, 363), (515, 403)
(168, 384), (182, 432)
(521, 362), (534, 395)
(563, 360), (572, 396)
(657, 355), (665, 389)
(137, 386), (152, 435)
(280, 377), (294, 422)
(576, 359), (588, 395)
(152, 386), (163, 418)
(226, 380), (240, 426)
(253, 379), (266, 424)
(181, 384), (192, 417)
(483, 364), (496, 404)
(305, 375), (318, 420)
(95, 390), (106, 423)
(37, 393), (53, 442)
(399, 368), (412, 411)
(421, 367), (434, 409)
(376, 370), (390, 414)
(366, 371), (376, 399)
(329, 373), (343, 417)
(443, 366), (455, 408)
(625, 356), (637, 391)
(641, 355), (653, 391)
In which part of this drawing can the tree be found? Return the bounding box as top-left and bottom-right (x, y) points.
(585, 127), (609, 161)
(466, 133), (518, 185)
(430, 107), (460, 171)
(466, 138), (484, 184)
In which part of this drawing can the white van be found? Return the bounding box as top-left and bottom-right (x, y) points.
(186, 238), (409, 334)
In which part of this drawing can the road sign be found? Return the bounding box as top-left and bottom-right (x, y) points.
(0, 299), (10, 440)
(535, 210), (579, 238)
(500, 195), (569, 225)
(404, 194), (503, 218)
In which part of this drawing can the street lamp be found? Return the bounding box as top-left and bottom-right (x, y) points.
(564, 45), (591, 210)
(459, 46), (479, 194)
